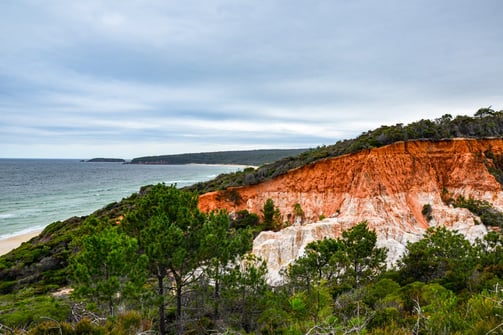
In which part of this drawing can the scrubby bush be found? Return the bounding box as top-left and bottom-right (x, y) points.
(421, 203), (433, 221)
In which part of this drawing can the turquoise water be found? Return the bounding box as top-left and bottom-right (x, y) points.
(0, 159), (241, 239)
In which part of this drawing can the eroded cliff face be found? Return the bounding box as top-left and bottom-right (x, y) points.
(199, 139), (503, 283)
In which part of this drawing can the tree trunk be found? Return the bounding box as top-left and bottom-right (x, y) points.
(157, 273), (166, 335)
(240, 285), (246, 330)
(176, 277), (183, 335)
(213, 268), (220, 321)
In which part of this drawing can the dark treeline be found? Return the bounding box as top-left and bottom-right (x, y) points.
(85, 158), (126, 163)
(0, 185), (501, 334)
(130, 149), (308, 166)
(188, 108), (503, 194)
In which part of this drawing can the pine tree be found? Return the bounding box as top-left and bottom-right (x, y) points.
(71, 220), (146, 316)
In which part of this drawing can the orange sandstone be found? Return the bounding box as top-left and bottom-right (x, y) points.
(198, 139), (503, 283)
(199, 139), (503, 223)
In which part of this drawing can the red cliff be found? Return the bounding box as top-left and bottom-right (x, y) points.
(198, 139), (503, 283)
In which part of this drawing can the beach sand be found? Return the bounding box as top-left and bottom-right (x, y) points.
(0, 230), (42, 256)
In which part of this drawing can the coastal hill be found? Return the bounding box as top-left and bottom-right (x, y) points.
(130, 148), (307, 165)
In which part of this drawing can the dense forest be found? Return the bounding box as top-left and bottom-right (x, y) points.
(130, 149), (307, 166)
(1, 109), (502, 334)
(187, 108), (503, 193)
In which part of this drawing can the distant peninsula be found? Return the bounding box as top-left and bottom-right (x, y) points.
(85, 158), (126, 163)
(130, 149), (308, 166)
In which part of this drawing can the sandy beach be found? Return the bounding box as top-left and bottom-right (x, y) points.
(0, 230), (42, 256)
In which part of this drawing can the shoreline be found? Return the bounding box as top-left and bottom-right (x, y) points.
(0, 230), (42, 256)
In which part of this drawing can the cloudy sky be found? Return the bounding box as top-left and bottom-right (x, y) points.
(1, 0), (502, 158)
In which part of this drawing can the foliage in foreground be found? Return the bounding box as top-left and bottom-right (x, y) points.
(0, 186), (501, 334)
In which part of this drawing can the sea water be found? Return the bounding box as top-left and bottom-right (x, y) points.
(0, 159), (241, 239)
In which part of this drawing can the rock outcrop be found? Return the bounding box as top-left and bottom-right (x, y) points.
(198, 138), (503, 283)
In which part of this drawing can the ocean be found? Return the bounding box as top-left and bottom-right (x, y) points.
(0, 159), (242, 240)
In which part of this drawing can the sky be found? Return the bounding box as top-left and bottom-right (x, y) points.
(1, 1), (502, 159)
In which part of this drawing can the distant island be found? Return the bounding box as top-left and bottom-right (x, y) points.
(85, 158), (126, 163)
(130, 149), (308, 166)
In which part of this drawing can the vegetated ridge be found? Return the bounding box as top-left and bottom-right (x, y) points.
(85, 158), (126, 163)
(188, 108), (503, 193)
(130, 148), (307, 166)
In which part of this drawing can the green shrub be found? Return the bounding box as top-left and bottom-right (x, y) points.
(110, 311), (143, 335)
(27, 321), (72, 335)
(74, 318), (105, 335)
(0, 294), (70, 328)
(421, 204), (433, 221)
(0, 280), (16, 294)
(369, 307), (400, 329)
(231, 210), (260, 229)
(364, 278), (401, 307)
(453, 195), (503, 227)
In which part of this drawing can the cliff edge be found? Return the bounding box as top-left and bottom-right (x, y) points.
(199, 138), (503, 283)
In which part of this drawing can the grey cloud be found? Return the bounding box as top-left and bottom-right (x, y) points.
(1, 0), (502, 158)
